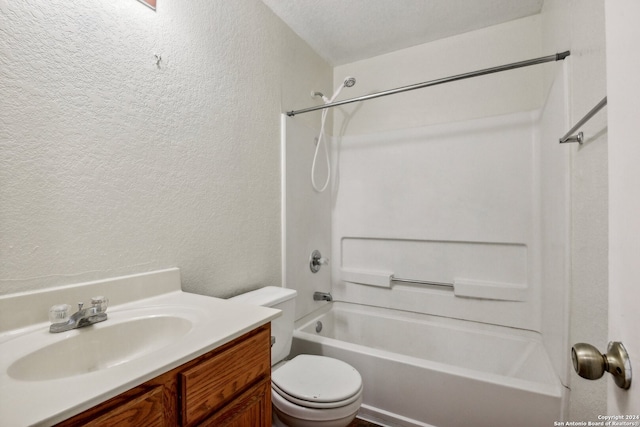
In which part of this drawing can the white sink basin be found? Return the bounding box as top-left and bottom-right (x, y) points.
(8, 315), (192, 381)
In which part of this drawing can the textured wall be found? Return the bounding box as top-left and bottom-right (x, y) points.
(0, 0), (331, 296)
(541, 0), (608, 419)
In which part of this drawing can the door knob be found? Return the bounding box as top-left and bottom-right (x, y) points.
(571, 341), (631, 389)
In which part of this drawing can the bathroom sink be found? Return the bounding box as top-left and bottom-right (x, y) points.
(0, 269), (281, 427)
(8, 315), (193, 381)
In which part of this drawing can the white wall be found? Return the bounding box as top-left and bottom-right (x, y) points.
(538, 63), (572, 390)
(332, 15), (543, 135)
(0, 0), (332, 297)
(541, 0), (609, 419)
(282, 116), (332, 320)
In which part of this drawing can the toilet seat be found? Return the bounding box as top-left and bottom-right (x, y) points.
(272, 355), (363, 409)
(272, 382), (363, 409)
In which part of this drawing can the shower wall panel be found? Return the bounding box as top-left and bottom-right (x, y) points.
(331, 111), (542, 330)
(282, 116), (332, 320)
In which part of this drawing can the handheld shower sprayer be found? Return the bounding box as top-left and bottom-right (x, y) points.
(324, 77), (356, 103)
(311, 77), (355, 102)
(312, 77), (357, 193)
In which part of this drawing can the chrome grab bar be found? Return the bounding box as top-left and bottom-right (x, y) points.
(390, 275), (453, 289)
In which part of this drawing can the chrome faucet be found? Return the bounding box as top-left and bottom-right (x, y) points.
(309, 250), (329, 273)
(313, 292), (333, 302)
(49, 297), (108, 333)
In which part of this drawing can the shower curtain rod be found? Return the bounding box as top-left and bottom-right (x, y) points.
(286, 51), (570, 117)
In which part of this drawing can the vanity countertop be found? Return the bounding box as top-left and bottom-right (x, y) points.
(0, 268), (280, 426)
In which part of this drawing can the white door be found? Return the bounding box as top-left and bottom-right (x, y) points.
(605, 0), (640, 414)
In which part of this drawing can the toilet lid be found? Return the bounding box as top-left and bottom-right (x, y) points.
(271, 355), (362, 405)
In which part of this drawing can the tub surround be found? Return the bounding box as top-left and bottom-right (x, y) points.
(0, 269), (280, 426)
(331, 111), (542, 331)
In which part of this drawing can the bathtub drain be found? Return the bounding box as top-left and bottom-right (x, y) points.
(315, 321), (323, 333)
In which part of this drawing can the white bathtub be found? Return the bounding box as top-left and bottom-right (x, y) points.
(290, 302), (564, 427)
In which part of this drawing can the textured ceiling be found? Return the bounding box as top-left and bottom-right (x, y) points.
(261, 0), (544, 65)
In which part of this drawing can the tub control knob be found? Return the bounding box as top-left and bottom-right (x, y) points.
(309, 250), (329, 273)
(571, 341), (632, 389)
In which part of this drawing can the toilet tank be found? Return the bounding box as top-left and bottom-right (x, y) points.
(228, 286), (297, 365)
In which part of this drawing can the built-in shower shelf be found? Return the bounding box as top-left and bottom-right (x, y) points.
(340, 268), (527, 302)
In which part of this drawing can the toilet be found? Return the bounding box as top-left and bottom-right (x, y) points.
(230, 287), (363, 427)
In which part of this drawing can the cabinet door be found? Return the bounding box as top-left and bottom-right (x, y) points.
(198, 377), (271, 427)
(90, 386), (165, 426)
(180, 326), (270, 426)
(56, 385), (168, 427)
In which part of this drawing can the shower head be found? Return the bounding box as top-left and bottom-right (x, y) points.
(318, 76), (357, 105)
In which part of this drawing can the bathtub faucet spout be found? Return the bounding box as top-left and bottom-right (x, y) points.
(313, 292), (333, 302)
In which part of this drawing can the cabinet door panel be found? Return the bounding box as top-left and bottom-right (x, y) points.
(180, 326), (270, 426)
(57, 386), (166, 427)
(198, 377), (271, 427)
(89, 386), (165, 426)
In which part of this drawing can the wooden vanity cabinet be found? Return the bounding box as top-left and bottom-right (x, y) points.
(56, 324), (272, 427)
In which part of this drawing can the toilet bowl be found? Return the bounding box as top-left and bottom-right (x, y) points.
(272, 392), (362, 427)
(271, 355), (363, 427)
(229, 287), (363, 427)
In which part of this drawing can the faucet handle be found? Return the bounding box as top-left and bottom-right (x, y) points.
(310, 250), (329, 273)
(49, 304), (71, 324)
(90, 296), (109, 313)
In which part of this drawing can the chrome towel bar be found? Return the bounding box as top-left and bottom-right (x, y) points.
(559, 96), (607, 144)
